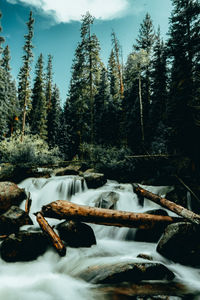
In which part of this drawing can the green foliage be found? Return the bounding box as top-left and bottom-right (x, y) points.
(0, 132), (59, 165)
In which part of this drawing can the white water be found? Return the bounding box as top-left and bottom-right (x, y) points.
(0, 175), (200, 299)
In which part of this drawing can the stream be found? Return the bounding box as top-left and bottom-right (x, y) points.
(1, 175), (200, 299)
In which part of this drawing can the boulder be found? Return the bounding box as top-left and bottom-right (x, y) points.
(0, 206), (33, 234)
(0, 231), (49, 262)
(54, 164), (81, 176)
(157, 222), (200, 266)
(78, 262), (174, 284)
(83, 172), (106, 189)
(56, 221), (96, 248)
(134, 209), (169, 243)
(94, 191), (119, 209)
(0, 182), (26, 214)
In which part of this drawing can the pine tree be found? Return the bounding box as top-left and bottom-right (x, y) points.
(149, 28), (168, 142)
(133, 13), (155, 105)
(65, 12), (102, 154)
(30, 53), (47, 139)
(48, 84), (61, 148)
(108, 49), (120, 102)
(166, 0), (200, 154)
(46, 54), (53, 110)
(18, 11), (34, 140)
(2, 45), (19, 135)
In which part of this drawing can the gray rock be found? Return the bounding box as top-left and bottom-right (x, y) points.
(56, 221), (96, 248)
(0, 182), (26, 214)
(78, 262), (174, 284)
(83, 172), (106, 189)
(0, 206), (33, 234)
(0, 231), (49, 262)
(157, 222), (200, 266)
(94, 191), (119, 209)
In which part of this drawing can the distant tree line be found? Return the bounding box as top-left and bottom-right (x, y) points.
(0, 0), (200, 165)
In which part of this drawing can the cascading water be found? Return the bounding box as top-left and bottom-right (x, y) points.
(1, 175), (200, 300)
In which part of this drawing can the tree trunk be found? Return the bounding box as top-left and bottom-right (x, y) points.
(133, 184), (200, 225)
(35, 212), (66, 256)
(41, 200), (184, 230)
(139, 74), (144, 142)
(25, 192), (32, 214)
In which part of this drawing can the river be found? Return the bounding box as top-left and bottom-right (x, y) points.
(0, 175), (200, 299)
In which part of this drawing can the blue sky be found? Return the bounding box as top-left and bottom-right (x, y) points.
(0, 0), (173, 103)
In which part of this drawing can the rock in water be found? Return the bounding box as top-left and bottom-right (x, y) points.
(0, 206), (33, 234)
(0, 182), (26, 214)
(78, 262), (174, 284)
(56, 221), (96, 248)
(0, 231), (49, 262)
(83, 172), (106, 189)
(130, 209), (169, 243)
(157, 222), (200, 266)
(94, 191), (119, 209)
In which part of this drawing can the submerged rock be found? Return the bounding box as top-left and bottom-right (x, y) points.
(94, 191), (119, 209)
(78, 262), (174, 284)
(0, 231), (49, 262)
(137, 254), (153, 261)
(0, 206), (33, 234)
(56, 221), (96, 248)
(83, 172), (106, 189)
(157, 222), (200, 266)
(134, 209), (169, 243)
(0, 182), (26, 214)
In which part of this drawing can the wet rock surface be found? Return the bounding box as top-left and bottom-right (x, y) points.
(78, 262), (174, 284)
(0, 231), (49, 262)
(56, 220), (96, 248)
(54, 165), (81, 176)
(83, 171), (106, 189)
(94, 191), (119, 209)
(157, 222), (200, 266)
(0, 206), (33, 234)
(0, 181), (26, 213)
(132, 209), (169, 243)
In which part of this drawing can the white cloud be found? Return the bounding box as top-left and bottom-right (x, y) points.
(6, 0), (131, 23)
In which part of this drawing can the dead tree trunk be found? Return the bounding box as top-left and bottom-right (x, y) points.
(25, 192), (32, 215)
(41, 200), (184, 230)
(35, 212), (66, 256)
(133, 184), (200, 225)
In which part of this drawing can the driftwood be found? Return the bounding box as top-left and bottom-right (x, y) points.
(25, 192), (32, 214)
(41, 200), (184, 230)
(35, 212), (66, 256)
(133, 184), (200, 225)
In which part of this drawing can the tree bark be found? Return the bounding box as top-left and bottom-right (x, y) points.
(133, 184), (200, 225)
(35, 212), (66, 256)
(41, 200), (184, 230)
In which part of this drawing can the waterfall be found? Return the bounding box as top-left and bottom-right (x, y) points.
(0, 175), (200, 300)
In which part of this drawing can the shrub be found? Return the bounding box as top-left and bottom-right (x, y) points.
(0, 132), (60, 166)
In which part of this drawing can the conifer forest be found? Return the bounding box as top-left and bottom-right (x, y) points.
(0, 0), (200, 185)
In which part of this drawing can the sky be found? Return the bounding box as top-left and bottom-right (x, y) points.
(0, 0), (173, 103)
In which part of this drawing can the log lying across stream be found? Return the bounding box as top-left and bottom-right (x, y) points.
(41, 200), (184, 230)
(133, 184), (200, 225)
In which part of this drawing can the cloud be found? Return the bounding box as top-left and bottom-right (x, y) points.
(6, 0), (131, 23)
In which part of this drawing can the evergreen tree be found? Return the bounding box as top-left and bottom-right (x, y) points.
(46, 54), (53, 110)
(48, 84), (61, 148)
(108, 49), (120, 102)
(149, 28), (168, 142)
(18, 11), (34, 139)
(2, 45), (19, 135)
(66, 12), (102, 154)
(166, 0), (200, 154)
(30, 53), (47, 139)
(133, 13), (155, 105)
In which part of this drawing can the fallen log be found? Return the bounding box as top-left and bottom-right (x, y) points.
(35, 212), (66, 257)
(25, 192), (32, 214)
(41, 200), (184, 230)
(133, 184), (200, 225)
